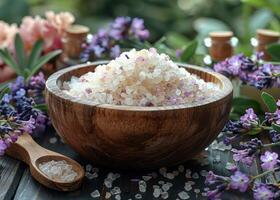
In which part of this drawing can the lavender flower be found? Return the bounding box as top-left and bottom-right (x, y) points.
(265, 109), (280, 126)
(269, 130), (280, 143)
(253, 183), (275, 200)
(230, 171), (250, 192)
(207, 184), (227, 200)
(0, 140), (8, 156)
(232, 138), (262, 166)
(248, 64), (280, 89)
(214, 53), (280, 90)
(0, 74), (48, 156)
(232, 148), (256, 166)
(80, 16), (149, 61)
(240, 108), (259, 128)
(260, 151), (279, 170)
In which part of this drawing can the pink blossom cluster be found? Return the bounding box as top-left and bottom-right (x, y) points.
(19, 11), (75, 53)
(0, 11), (74, 58)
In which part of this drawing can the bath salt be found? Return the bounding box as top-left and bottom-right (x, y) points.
(39, 160), (78, 182)
(64, 48), (221, 106)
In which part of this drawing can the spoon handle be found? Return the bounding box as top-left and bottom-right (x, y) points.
(6, 133), (60, 166)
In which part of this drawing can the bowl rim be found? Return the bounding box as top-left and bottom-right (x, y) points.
(46, 61), (233, 111)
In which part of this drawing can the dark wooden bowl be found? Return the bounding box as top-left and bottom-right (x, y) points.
(45, 61), (233, 169)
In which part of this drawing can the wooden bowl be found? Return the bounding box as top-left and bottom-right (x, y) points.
(45, 61), (233, 169)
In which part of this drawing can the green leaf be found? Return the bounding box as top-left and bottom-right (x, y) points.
(242, 0), (280, 15)
(180, 40), (198, 62)
(248, 9), (273, 35)
(14, 33), (26, 70)
(247, 128), (262, 135)
(0, 49), (21, 75)
(166, 32), (189, 48)
(27, 39), (43, 70)
(267, 43), (280, 62)
(272, 123), (280, 133)
(0, 85), (10, 100)
(261, 92), (277, 112)
(154, 37), (166, 47)
(27, 49), (62, 80)
(231, 97), (263, 118)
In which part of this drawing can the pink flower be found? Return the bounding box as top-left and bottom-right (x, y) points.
(19, 16), (48, 52)
(0, 21), (18, 50)
(19, 11), (75, 54)
(0, 21), (18, 68)
(45, 11), (74, 35)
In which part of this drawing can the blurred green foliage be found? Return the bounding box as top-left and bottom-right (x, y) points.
(0, 0), (279, 56)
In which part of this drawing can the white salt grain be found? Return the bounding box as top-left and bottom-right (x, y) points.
(111, 187), (121, 195)
(178, 191), (190, 199)
(200, 170), (208, 177)
(39, 160), (78, 183)
(194, 189), (200, 193)
(49, 137), (57, 144)
(192, 172), (199, 179)
(135, 194), (142, 199)
(166, 173), (175, 180)
(64, 49), (221, 107)
(142, 175), (152, 181)
(90, 190), (100, 198)
(153, 188), (161, 198)
(85, 164), (92, 172)
(105, 192), (111, 199)
(161, 191), (169, 199)
(115, 194), (121, 200)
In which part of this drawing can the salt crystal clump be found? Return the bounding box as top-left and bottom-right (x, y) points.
(64, 48), (221, 106)
(39, 160), (78, 182)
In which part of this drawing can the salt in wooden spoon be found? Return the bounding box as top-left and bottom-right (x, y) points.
(6, 133), (85, 191)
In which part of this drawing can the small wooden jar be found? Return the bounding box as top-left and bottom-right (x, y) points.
(208, 31), (234, 61)
(256, 29), (280, 60)
(62, 25), (90, 59)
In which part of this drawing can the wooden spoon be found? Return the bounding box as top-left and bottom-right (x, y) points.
(6, 133), (85, 191)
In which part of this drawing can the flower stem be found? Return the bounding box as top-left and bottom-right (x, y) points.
(263, 141), (280, 148)
(252, 167), (280, 180)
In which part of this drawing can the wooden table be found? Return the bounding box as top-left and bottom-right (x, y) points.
(0, 128), (258, 200)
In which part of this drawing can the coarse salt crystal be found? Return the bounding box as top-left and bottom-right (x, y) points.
(39, 160), (78, 183)
(49, 137), (57, 144)
(90, 190), (100, 198)
(105, 192), (111, 199)
(178, 191), (190, 199)
(135, 194), (142, 199)
(64, 49), (221, 106)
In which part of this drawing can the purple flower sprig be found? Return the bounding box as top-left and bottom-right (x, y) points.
(0, 73), (48, 156)
(80, 16), (150, 61)
(210, 93), (280, 199)
(214, 53), (280, 90)
(205, 168), (280, 200)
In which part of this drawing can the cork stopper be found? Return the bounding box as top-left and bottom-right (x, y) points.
(65, 25), (90, 37)
(257, 29), (280, 43)
(256, 29), (280, 60)
(209, 31), (233, 41)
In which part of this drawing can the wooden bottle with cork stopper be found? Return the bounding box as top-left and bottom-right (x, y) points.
(61, 24), (90, 62)
(208, 31), (234, 61)
(256, 29), (280, 60)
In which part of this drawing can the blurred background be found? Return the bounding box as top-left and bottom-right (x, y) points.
(0, 0), (279, 55)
